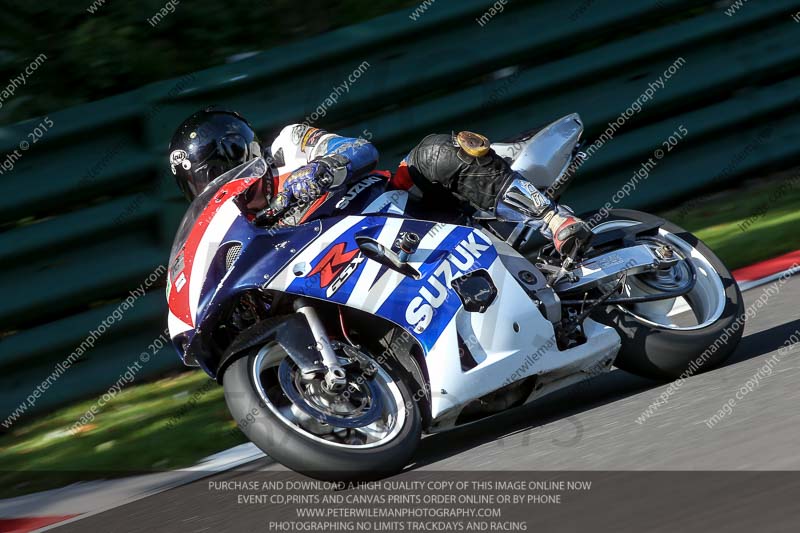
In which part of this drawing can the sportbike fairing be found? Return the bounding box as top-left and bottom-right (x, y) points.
(167, 160), (619, 423)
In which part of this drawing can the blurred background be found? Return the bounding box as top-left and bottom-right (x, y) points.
(1, 0), (799, 494)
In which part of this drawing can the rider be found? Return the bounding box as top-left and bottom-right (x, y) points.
(168, 107), (591, 257)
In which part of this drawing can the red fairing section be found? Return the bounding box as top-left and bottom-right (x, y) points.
(168, 177), (255, 328)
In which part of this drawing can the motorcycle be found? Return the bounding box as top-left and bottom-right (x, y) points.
(166, 113), (744, 479)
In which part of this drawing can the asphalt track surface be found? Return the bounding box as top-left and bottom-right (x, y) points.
(53, 278), (800, 532)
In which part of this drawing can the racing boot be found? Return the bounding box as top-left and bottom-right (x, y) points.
(543, 209), (593, 259)
(495, 174), (592, 259)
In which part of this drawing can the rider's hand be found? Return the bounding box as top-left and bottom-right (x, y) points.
(254, 191), (291, 226)
(254, 161), (335, 225)
(284, 161), (334, 203)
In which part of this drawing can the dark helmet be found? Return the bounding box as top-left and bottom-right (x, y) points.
(169, 107), (263, 201)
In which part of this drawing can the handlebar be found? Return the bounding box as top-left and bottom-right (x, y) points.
(254, 191), (293, 226)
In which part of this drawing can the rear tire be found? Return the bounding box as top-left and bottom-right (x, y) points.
(588, 209), (744, 381)
(222, 348), (421, 481)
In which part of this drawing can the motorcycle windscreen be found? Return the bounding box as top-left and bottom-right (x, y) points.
(168, 157), (268, 266)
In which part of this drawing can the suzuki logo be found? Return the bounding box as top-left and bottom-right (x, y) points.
(335, 175), (383, 209)
(405, 231), (491, 332)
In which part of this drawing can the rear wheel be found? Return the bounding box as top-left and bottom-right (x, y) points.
(588, 209), (744, 381)
(222, 341), (421, 481)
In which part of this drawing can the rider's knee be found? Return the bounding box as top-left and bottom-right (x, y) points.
(405, 132), (513, 210)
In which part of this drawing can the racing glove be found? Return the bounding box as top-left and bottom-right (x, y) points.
(284, 160), (334, 203)
(255, 157), (346, 224)
(270, 159), (335, 210)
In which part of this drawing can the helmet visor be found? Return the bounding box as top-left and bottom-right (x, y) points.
(186, 134), (261, 198)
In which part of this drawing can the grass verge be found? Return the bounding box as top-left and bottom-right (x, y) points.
(658, 169), (800, 270)
(0, 371), (246, 498)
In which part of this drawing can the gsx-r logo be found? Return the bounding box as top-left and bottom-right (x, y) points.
(308, 242), (365, 298)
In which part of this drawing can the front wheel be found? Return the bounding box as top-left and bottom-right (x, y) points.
(588, 209), (744, 381)
(222, 342), (421, 481)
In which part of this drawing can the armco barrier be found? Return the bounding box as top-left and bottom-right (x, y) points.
(1, 0), (798, 421)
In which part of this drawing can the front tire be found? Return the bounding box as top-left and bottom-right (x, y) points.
(588, 209), (745, 381)
(222, 345), (421, 481)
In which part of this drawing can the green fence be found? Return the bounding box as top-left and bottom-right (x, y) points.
(2, 0), (799, 423)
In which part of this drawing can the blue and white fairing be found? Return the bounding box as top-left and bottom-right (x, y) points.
(169, 177), (619, 424)
(263, 191), (619, 423)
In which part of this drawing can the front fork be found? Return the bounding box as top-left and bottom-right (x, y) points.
(293, 298), (347, 392)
